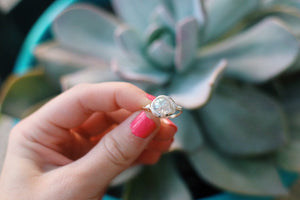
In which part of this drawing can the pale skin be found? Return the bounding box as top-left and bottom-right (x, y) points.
(0, 82), (177, 200)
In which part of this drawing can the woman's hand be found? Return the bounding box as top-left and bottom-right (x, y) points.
(0, 82), (177, 200)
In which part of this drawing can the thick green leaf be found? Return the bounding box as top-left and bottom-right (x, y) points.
(114, 26), (144, 61)
(145, 23), (169, 45)
(170, 110), (203, 152)
(123, 155), (192, 200)
(168, 59), (227, 109)
(35, 41), (108, 83)
(111, 56), (170, 85)
(203, 0), (260, 42)
(152, 5), (175, 31)
(167, 0), (205, 26)
(189, 146), (288, 196)
(112, 0), (161, 34)
(175, 18), (199, 72)
(199, 18), (299, 83)
(147, 39), (174, 69)
(0, 69), (59, 119)
(53, 4), (122, 61)
(0, 114), (15, 172)
(199, 83), (287, 156)
(61, 67), (120, 90)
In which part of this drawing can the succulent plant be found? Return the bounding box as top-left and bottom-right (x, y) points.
(2, 0), (300, 199)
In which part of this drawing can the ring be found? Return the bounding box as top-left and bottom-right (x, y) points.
(143, 95), (183, 118)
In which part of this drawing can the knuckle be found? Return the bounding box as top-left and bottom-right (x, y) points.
(102, 135), (131, 167)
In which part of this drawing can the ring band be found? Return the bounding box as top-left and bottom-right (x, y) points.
(143, 95), (183, 118)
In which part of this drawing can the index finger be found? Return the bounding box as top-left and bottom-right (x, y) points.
(32, 82), (151, 129)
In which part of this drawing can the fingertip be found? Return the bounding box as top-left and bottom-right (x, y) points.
(162, 118), (178, 133)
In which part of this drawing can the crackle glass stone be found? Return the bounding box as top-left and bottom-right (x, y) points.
(150, 95), (176, 117)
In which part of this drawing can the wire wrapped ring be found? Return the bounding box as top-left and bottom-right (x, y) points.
(143, 95), (183, 118)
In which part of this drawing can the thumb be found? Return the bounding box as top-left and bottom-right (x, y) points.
(73, 111), (160, 186)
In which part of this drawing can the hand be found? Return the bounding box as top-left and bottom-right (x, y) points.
(0, 82), (177, 200)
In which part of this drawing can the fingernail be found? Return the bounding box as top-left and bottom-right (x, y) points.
(131, 111), (157, 138)
(146, 94), (156, 101)
(162, 118), (178, 132)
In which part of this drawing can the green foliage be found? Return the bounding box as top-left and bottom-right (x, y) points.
(2, 0), (300, 198)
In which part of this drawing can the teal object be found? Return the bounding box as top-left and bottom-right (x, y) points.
(13, 0), (298, 199)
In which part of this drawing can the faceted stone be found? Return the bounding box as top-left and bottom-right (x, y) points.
(150, 95), (176, 117)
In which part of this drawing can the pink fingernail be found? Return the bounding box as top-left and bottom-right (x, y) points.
(131, 111), (157, 138)
(146, 94), (156, 101)
(163, 118), (178, 132)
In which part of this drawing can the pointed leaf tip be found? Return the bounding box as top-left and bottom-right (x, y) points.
(169, 59), (227, 109)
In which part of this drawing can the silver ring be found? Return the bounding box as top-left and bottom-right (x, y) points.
(143, 95), (183, 118)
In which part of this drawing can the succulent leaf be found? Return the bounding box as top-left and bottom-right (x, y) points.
(0, 114), (16, 172)
(203, 0), (260, 42)
(34, 41), (108, 84)
(189, 146), (288, 196)
(152, 5), (176, 31)
(112, 0), (161, 34)
(111, 57), (171, 85)
(0, 69), (59, 119)
(169, 59), (227, 109)
(175, 17), (199, 72)
(61, 67), (120, 90)
(123, 155), (192, 200)
(145, 23), (169, 46)
(114, 26), (144, 61)
(53, 4), (122, 61)
(147, 39), (174, 69)
(168, 0), (206, 26)
(170, 111), (203, 152)
(199, 83), (287, 156)
(199, 18), (299, 83)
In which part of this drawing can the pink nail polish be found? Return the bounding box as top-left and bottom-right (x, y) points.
(131, 111), (157, 138)
(146, 94), (156, 101)
(163, 118), (178, 132)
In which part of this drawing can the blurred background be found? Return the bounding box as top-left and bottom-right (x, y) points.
(0, 0), (53, 83)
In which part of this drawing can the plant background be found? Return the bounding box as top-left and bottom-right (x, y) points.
(2, 1), (300, 200)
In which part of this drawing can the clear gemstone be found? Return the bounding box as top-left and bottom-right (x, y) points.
(151, 95), (176, 117)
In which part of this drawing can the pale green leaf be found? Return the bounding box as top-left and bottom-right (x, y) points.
(203, 0), (260, 42)
(199, 18), (299, 83)
(168, 59), (227, 109)
(53, 4), (122, 61)
(200, 83), (287, 156)
(60, 67), (120, 90)
(151, 5), (175, 31)
(123, 155), (192, 200)
(170, 111), (203, 152)
(35, 41), (108, 84)
(189, 146), (288, 196)
(168, 0), (205, 26)
(112, 0), (161, 34)
(114, 26), (144, 60)
(175, 17), (199, 72)
(147, 39), (174, 70)
(111, 57), (170, 85)
(0, 69), (59, 119)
